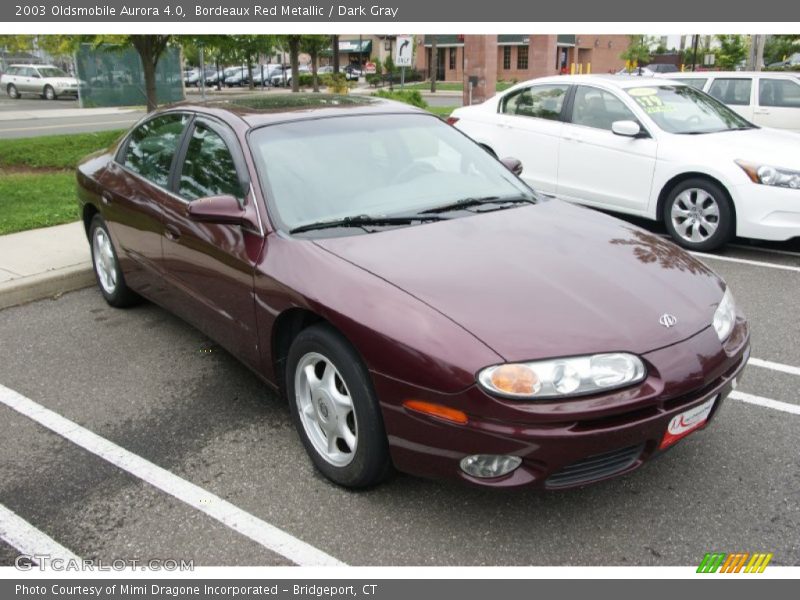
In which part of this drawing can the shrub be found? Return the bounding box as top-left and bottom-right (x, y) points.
(373, 89), (428, 109)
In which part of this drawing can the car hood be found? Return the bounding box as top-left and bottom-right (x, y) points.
(315, 200), (725, 362)
(673, 127), (800, 169)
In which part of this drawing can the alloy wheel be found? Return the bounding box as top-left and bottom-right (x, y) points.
(92, 227), (117, 295)
(670, 187), (720, 244)
(294, 352), (358, 467)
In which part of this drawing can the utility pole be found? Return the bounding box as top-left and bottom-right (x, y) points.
(748, 34), (765, 71)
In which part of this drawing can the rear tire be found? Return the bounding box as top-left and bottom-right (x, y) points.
(43, 85), (56, 100)
(663, 178), (734, 252)
(89, 215), (140, 308)
(286, 323), (391, 488)
(7, 84), (19, 99)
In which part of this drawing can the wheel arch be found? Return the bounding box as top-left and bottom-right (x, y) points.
(82, 203), (100, 240)
(271, 307), (328, 395)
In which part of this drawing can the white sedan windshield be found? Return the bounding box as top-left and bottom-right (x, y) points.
(250, 113), (534, 231)
(626, 85), (754, 134)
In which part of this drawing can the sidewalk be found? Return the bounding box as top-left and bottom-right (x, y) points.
(0, 221), (93, 310)
(0, 106), (140, 122)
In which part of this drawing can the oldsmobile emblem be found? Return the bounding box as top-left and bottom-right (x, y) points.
(659, 313), (678, 328)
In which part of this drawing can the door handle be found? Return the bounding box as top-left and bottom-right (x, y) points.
(101, 192), (113, 205)
(754, 109), (770, 114)
(164, 224), (181, 241)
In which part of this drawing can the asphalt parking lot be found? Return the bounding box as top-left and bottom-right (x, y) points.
(0, 226), (798, 567)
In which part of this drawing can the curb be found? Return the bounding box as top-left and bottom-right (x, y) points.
(0, 263), (95, 310)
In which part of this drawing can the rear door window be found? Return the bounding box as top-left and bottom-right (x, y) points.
(708, 78), (752, 106)
(500, 84), (569, 121)
(758, 78), (800, 108)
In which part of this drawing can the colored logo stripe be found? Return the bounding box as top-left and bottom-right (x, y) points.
(697, 552), (773, 573)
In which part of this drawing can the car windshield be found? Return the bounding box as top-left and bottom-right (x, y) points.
(250, 113), (535, 233)
(626, 85), (753, 134)
(37, 67), (69, 78)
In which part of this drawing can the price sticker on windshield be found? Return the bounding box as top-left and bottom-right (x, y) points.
(629, 88), (674, 114)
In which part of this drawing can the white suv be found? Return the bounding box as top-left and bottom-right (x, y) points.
(660, 71), (800, 131)
(1, 64), (81, 100)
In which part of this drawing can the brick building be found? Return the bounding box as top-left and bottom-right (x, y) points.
(415, 35), (631, 82)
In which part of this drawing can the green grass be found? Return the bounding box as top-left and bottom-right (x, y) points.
(0, 172), (78, 235)
(0, 129), (125, 170)
(405, 81), (464, 92)
(427, 106), (457, 118)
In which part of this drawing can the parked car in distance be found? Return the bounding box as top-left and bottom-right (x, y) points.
(342, 64), (363, 81)
(1, 64), (82, 99)
(252, 64), (287, 86)
(222, 65), (253, 87)
(450, 74), (800, 250)
(76, 94), (749, 490)
(658, 71), (800, 131)
(618, 64), (679, 77)
(269, 66), (310, 87)
(767, 52), (800, 69)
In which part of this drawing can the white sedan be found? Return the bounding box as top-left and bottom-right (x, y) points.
(450, 75), (800, 250)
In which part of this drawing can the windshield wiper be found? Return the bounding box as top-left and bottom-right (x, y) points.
(290, 214), (445, 234)
(419, 195), (535, 214)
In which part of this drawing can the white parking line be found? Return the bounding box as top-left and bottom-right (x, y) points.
(749, 357), (800, 378)
(690, 251), (800, 273)
(730, 391), (800, 416)
(727, 243), (800, 259)
(0, 383), (345, 567)
(0, 503), (80, 562)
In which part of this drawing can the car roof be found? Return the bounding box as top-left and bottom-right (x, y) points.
(509, 74), (685, 90)
(9, 64), (59, 68)
(662, 70), (799, 78)
(160, 94), (428, 128)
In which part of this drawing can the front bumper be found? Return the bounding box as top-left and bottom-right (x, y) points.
(374, 318), (749, 489)
(732, 181), (800, 241)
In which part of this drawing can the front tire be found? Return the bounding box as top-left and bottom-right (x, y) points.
(43, 85), (56, 100)
(286, 323), (391, 488)
(663, 178), (734, 251)
(89, 215), (140, 307)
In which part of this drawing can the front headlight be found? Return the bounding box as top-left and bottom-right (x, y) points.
(713, 287), (736, 342)
(478, 353), (646, 400)
(736, 160), (800, 190)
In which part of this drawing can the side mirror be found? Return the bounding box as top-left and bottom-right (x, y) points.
(500, 157), (523, 176)
(611, 120), (642, 137)
(187, 194), (258, 230)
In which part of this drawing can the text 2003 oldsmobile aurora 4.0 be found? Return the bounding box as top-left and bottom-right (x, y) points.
(77, 96), (749, 489)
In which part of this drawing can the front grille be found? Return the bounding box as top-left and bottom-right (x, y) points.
(545, 443), (645, 489)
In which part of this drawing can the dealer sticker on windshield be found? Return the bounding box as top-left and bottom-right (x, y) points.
(660, 395), (717, 449)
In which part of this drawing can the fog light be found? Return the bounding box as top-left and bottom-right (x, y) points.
(459, 454), (522, 478)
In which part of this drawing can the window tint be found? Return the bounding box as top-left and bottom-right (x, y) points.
(571, 86), (637, 131)
(672, 78), (707, 90)
(759, 78), (800, 108)
(124, 114), (189, 187)
(178, 122), (242, 201)
(708, 78), (752, 106)
(500, 84), (567, 120)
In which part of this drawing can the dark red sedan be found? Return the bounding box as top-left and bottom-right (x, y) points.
(76, 95), (749, 489)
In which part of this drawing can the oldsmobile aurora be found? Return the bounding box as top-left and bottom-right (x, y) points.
(76, 96), (749, 489)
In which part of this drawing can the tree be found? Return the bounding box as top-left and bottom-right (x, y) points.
(429, 35), (437, 93)
(331, 35), (340, 74)
(763, 34), (800, 65)
(301, 35), (328, 93)
(620, 35), (655, 71)
(125, 36), (173, 112)
(279, 35), (302, 93)
(715, 35), (749, 70)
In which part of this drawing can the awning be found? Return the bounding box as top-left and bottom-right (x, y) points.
(557, 34), (577, 47)
(335, 40), (373, 54)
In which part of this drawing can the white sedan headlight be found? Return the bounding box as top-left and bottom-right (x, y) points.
(713, 288), (736, 342)
(736, 160), (800, 190)
(478, 353), (646, 400)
